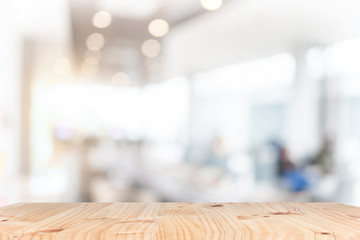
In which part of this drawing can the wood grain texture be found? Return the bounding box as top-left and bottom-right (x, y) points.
(0, 202), (360, 239)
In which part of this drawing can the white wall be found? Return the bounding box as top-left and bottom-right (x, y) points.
(0, 1), (23, 204)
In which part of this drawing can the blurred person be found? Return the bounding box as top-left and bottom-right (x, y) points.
(270, 140), (309, 193)
(311, 138), (334, 175)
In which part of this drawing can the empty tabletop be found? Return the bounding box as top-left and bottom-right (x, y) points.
(0, 202), (360, 239)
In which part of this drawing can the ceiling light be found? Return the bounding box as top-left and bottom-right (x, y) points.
(112, 72), (130, 87)
(86, 33), (105, 51)
(92, 11), (112, 29)
(200, 0), (223, 11)
(141, 39), (161, 58)
(148, 19), (169, 38)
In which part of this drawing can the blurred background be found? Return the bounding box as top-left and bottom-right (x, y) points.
(1, 0), (360, 205)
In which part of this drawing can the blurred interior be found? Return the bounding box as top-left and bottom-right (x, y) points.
(1, 0), (360, 205)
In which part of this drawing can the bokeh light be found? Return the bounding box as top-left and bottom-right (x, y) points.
(148, 19), (169, 38)
(81, 57), (99, 76)
(200, 0), (223, 11)
(111, 72), (130, 87)
(86, 33), (105, 51)
(92, 11), (112, 29)
(141, 39), (161, 58)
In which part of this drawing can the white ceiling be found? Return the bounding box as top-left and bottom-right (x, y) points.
(164, 0), (360, 77)
(95, 0), (205, 23)
(16, 0), (360, 83)
(96, 0), (163, 20)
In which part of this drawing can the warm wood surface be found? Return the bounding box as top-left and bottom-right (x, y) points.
(0, 202), (360, 239)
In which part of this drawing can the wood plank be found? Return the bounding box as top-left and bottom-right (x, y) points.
(0, 202), (359, 239)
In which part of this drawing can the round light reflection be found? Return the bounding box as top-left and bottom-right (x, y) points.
(86, 33), (105, 51)
(200, 0), (223, 11)
(112, 72), (130, 87)
(148, 19), (169, 38)
(92, 11), (112, 29)
(141, 39), (161, 58)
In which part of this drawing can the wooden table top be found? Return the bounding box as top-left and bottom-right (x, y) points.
(0, 202), (359, 239)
